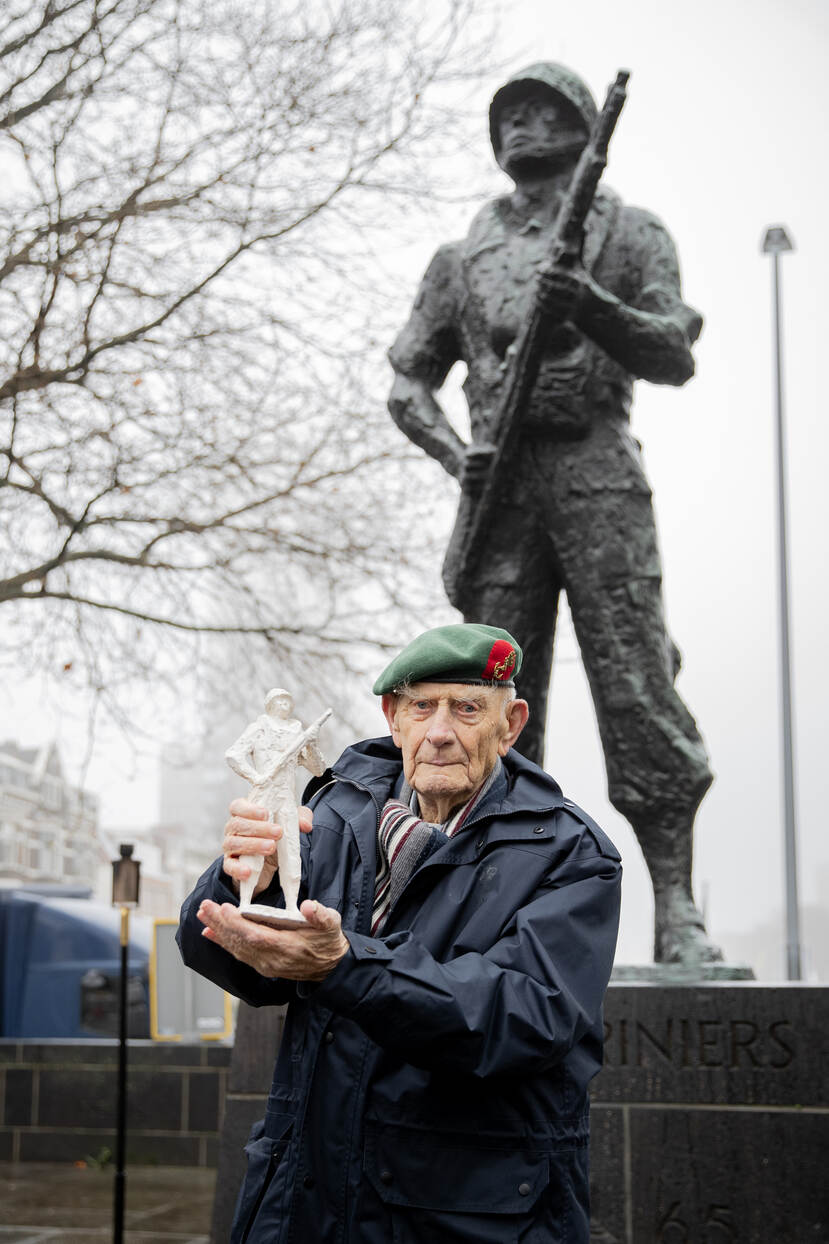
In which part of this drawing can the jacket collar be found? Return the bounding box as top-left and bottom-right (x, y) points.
(331, 735), (565, 821)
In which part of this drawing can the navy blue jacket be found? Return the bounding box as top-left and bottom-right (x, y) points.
(177, 736), (621, 1243)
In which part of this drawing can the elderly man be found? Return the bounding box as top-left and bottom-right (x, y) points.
(178, 623), (621, 1244)
(388, 62), (716, 966)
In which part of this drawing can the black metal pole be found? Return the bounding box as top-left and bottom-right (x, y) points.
(113, 906), (129, 1243)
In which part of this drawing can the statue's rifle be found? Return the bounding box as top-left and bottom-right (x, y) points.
(442, 69), (630, 604)
(263, 709), (332, 783)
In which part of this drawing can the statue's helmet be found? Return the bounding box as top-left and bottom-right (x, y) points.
(265, 687), (293, 717)
(489, 62), (598, 163)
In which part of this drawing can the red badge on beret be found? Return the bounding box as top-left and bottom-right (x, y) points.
(481, 639), (516, 681)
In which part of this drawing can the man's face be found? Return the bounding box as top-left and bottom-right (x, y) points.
(382, 683), (528, 818)
(497, 86), (587, 176)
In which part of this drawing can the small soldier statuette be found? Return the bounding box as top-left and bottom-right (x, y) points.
(225, 689), (330, 927)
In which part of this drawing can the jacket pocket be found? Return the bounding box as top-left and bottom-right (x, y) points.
(232, 1114), (294, 1244)
(363, 1120), (553, 1244)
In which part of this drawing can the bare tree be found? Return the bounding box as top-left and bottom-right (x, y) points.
(0, 0), (487, 730)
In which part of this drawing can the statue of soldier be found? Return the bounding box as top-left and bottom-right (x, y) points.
(225, 689), (327, 915)
(387, 62), (719, 965)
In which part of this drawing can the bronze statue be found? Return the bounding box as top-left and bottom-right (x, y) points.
(388, 63), (719, 966)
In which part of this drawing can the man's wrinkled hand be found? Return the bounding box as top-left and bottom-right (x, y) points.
(197, 898), (349, 982)
(221, 798), (313, 897)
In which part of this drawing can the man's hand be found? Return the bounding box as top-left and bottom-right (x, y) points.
(221, 799), (313, 898)
(197, 898), (350, 982)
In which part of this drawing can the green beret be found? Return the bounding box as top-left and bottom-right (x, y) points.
(373, 623), (522, 695)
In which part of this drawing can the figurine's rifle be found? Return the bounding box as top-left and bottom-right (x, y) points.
(442, 69), (630, 604)
(263, 709), (332, 783)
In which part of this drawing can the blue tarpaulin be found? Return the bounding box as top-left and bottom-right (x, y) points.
(0, 887), (151, 1037)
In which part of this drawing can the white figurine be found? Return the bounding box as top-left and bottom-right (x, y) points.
(225, 689), (330, 927)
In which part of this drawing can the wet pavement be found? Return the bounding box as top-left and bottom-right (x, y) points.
(0, 1163), (215, 1243)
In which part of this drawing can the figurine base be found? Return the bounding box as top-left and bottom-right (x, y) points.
(239, 904), (308, 929)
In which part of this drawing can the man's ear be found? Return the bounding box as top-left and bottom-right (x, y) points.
(381, 693), (402, 747)
(498, 698), (530, 755)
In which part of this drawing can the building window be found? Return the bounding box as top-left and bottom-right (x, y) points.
(39, 776), (63, 809)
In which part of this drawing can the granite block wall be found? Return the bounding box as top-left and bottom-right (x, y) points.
(0, 1039), (231, 1166)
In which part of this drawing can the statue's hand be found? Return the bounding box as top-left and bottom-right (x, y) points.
(537, 264), (591, 322)
(461, 442), (496, 494)
(221, 799), (313, 897)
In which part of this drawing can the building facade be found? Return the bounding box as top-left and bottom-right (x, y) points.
(0, 741), (101, 888)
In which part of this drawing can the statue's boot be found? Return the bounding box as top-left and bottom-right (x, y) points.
(635, 811), (723, 966)
(652, 882), (722, 965)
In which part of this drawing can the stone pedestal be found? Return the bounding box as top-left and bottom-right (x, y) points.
(590, 983), (829, 1243)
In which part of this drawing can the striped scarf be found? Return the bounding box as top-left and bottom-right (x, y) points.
(371, 760), (502, 935)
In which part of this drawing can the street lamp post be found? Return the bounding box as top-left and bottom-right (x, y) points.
(111, 843), (141, 1244)
(760, 224), (802, 981)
